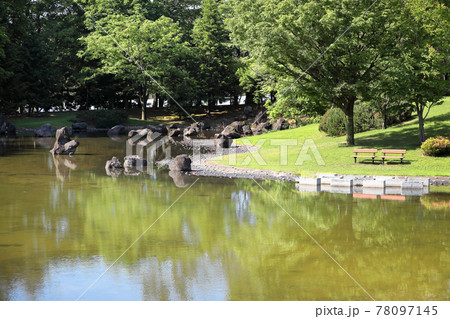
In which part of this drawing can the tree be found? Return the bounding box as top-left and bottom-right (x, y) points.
(81, 11), (193, 120)
(388, 0), (449, 143)
(227, 0), (404, 145)
(192, 0), (238, 109)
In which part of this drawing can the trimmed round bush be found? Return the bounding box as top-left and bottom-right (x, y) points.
(421, 136), (450, 157)
(319, 108), (346, 136)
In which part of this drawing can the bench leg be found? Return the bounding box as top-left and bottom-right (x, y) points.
(372, 158), (374, 164)
(382, 158), (385, 165)
(354, 157), (357, 164)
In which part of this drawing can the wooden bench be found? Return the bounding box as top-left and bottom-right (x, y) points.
(380, 149), (406, 164)
(353, 149), (377, 164)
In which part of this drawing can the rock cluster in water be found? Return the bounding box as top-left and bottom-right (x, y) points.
(50, 127), (79, 155)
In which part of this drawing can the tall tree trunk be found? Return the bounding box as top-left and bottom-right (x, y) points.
(153, 94), (159, 108)
(207, 99), (215, 110)
(233, 95), (239, 108)
(139, 86), (148, 120)
(417, 104), (425, 143)
(245, 90), (255, 107)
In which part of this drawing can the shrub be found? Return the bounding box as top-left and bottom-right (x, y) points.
(421, 136), (450, 157)
(76, 110), (128, 128)
(319, 108), (346, 136)
(354, 104), (383, 132)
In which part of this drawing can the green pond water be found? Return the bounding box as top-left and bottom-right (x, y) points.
(0, 136), (448, 301)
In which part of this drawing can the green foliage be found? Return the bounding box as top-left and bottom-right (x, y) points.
(227, 0), (405, 145)
(319, 108), (346, 136)
(76, 109), (128, 128)
(353, 104), (384, 133)
(192, 0), (239, 107)
(320, 103), (386, 136)
(421, 136), (450, 157)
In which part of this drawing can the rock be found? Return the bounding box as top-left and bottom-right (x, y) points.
(242, 125), (252, 136)
(124, 155), (147, 168)
(252, 110), (268, 125)
(169, 154), (191, 171)
(72, 122), (88, 132)
(220, 121), (244, 138)
(243, 105), (253, 117)
(272, 118), (289, 131)
(168, 123), (179, 130)
(50, 127), (80, 155)
(35, 123), (53, 137)
(105, 156), (124, 169)
(147, 130), (162, 143)
(6, 122), (16, 137)
(168, 128), (182, 138)
(251, 120), (272, 135)
(182, 122), (209, 137)
(147, 124), (168, 135)
(216, 137), (232, 148)
(128, 128), (151, 141)
(107, 125), (125, 137)
(199, 121), (211, 130)
(183, 126), (199, 137)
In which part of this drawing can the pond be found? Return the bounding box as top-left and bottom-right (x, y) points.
(0, 136), (448, 300)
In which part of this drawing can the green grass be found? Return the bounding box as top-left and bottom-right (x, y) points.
(11, 111), (169, 129)
(214, 97), (450, 177)
(11, 112), (77, 129)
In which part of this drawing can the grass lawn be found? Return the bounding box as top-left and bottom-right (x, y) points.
(213, 97), (450, 177)
(11, 111), (165, 129)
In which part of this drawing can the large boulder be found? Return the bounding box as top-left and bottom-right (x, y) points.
(168, 128), (182, 138)
(183, 122), (209, 137)
(251, 120), (272, 135)
(169, 154), (191, 171)
(128, 128), (150, 140)
(72, 122), (88, 132)
(36, 123), (53, 137)
(107, 125), (125, 137)
(183, 125), (199, 137)
(272, 118), (289, 131)
(242, 125), (252, 136)
(220, 121), (244, 139)
(147, 124), (168, 135)
(252, 110), (268, 125)
(216, 136), (232, 148)
(124, 155), (147, 168)
(50, 127), (80, 155)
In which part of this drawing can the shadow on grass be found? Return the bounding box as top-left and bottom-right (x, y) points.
(354, 160), (413, 166)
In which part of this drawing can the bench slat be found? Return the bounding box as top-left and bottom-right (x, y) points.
(353, 149), (377, 153)
(381, 149), (406, 154)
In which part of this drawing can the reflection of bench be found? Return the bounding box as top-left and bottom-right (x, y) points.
(381, 149), (406, 164)
(353, 149), (377, 164)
